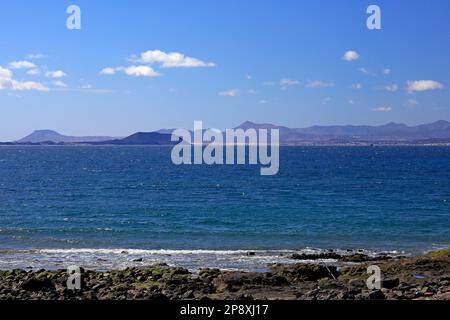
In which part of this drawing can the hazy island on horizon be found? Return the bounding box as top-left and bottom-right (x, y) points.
(3, 120), (450, 146)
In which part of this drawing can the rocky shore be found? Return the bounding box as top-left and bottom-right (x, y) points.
(0, 249), (449, 300)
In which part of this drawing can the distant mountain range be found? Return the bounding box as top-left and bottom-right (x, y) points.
(93, 132), (176, 145)
(2, 120), (450, 146)
(235, 120), (450, 143)
(17, 130), (117, 144)
(12, 130), (175, 145)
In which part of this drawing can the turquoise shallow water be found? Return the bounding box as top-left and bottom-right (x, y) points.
(0, 146), (449, 270)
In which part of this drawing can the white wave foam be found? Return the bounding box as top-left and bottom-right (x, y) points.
(37, 248), (297, 255)
(0, 247), (408, 272)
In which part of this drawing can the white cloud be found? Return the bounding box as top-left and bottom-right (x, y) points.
(26, 53), (46, 60)
(372, 106), (392, 112)
(0, 79), (48, 91)
(385, 84), (399, 92)
(100, 67), (117, 75)
(259, 100), (268, 104)
(383, 68), (391, 75)
(13, 81), (48, 91)
(359, 67), (369, 74)
(218, 89), (239, 97)
(263, 81), (275, 86)
(350, 83), (362, 89)
(0, 66), (13, 79)
(123, 66), (160, 77)
(407, 80), (444, 93)
(9, 60), (36, 69)
(305, 80), (335, 88)
(0, 66), (48, 92)
(54, 81), (67, 88)
(280, 78), (300, 86)
(27, 68), (41, 76)
(136, 50), (215, 68)
(343, 50), (360, 61)
(248, 89), (256, 94)
(46, 70), (67, 78)
(101, 66), (160, 77)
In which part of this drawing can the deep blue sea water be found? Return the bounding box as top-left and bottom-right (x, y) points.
(0, 146), (449, 271)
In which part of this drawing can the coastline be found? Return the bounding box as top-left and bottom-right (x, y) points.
(1, 248), (449, 300)
(2, 143), (450, 147)
(0, 247), (417, 272)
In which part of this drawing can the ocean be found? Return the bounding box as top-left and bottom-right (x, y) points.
(0, 146), (449, 271)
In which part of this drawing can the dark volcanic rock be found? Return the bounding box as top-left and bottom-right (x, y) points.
(368, 290), (386, 300)
(383, 278), (400, 289)
(290, 252), (342, 260)
(272, 264), (339, 282)
(0, 249), (449, 300)
(20, 278), (53, 292)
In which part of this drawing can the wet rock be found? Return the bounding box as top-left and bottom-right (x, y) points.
(180, 290), (194, 299)
(91, 282), (107, 291)
(382, 278), (400, 289)
(368, 290), (386, 300)
(272, 264), (339, 282)
(348, 279), (366, 290)
(234, 294), (254, 300)
(263, 274), (289, 286)
(199, 268), (221, 280)
(147, 291), (169, 300)
(290, 252), (342, 260)
(20, 278), (53, 292)
(0, 248), (449, 300)
(214, 272), (252, 292)
(342, 254), (371, 262)
(342, 253), (393, 263)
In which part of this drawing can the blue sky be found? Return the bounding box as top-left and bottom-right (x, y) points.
(0, 0), (449, 140)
